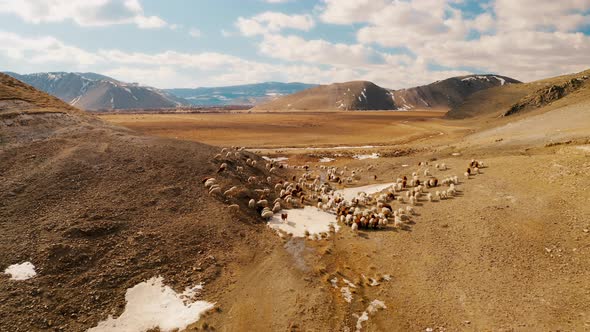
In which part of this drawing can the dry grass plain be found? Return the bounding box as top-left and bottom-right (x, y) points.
(99, 111), (459, 148)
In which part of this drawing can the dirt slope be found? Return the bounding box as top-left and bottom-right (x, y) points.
(0, 74), (339, 331)
(253, 81), (395, 111)
(392, 74), (520, 111)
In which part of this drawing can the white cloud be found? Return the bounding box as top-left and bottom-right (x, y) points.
(189, 28), (201, 38)
(318, 0), (590, 82)
(0, 0), (168, 29)
(0, 31), (101, 66)
(236, 11), (314, 36)
(258, 34), (385, 67)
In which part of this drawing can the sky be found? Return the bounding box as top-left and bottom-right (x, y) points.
(0, 0), (589, 89)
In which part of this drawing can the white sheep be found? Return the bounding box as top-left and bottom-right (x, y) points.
(257, 199), (268, 207)
(223, 186), (239, 197)
(272, 202), (281, 213)
(351, 223), (358, 232)
(228, 204), (239, 212)
(209, 186), (221, 196)
(204, 178), (217, 188)
(248, 199), (256, 209)
(247, 176), (256, 184)
(427, 193), (433, 202)
(261, 209), (274, 219)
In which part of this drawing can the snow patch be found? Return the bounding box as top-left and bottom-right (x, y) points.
(353, 153), (380, 160)
(319, 157), (335, 163)
(335, 182), (395, 202)
(262, 156), (289, 162)
(267, 207), (340, 238)
(88, 277), (214, 332)
(4, 262), (36, 280)
(354, 300), (387, 332)
(341, 287), (353, 303)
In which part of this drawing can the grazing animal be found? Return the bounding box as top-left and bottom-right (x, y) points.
(248, 199), (256, 209)
(217, 163), (228, 173)
(228, 204), (239, 212)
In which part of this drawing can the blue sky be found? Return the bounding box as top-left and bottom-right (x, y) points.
(0, 0), (589, 88)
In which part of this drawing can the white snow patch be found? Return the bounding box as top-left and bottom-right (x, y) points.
(341, 287), (353, 303)
(354, 153), (380, 160)
(354, 300), (387, 332)
(319, 157), (335, 163)
(401, 164), (409, 167)
(88, 276), (214, 332)
(267, 207), (340, 238)
(262, 156), (289, 162)
(343, 278), (357, 288)
(330, 277), (339, 288)
(493, 76), (506, 85)
(4, 262), (36, 280)
(576, 145), (590, 152)
(335, 182), (395, 202)
(382, 274), (391, 281)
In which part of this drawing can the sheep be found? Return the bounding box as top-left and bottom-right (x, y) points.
(406, 206), (415, 215)
(424, 169), (430, 176)
(409, 196), (416, 206)
(261, 209), (274, 219)
(217, 163), (228, 173)
(204, 178), (217, 188)
(209, 186), (221, 196)
(427, 193), (433, 202)
(272, 202), (281, 213)
(236, 166), (244, 172)
(351, 223), (359, 232)
(214, 153), (222, 160)
(221, 148), (228, 154)
(248, 199), (256, 209)
(257, 199), (268, 207)
(226, 152), (233, 158)
(223, 186), (239, 197)
(247, 176), (256, 184)
(474, 167), (480, 174)
(269, 167), (277, 173)
(267, 176), (272, 183)
(228, 204), (239, 212)
(274, 183), (283, 191)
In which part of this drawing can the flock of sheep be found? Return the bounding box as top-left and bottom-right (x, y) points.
(203, 146), (486, 235)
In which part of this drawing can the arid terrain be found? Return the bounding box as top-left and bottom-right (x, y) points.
(2, 68), (590, 332)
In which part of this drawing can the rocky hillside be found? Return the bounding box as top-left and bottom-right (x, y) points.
(253, 81), (395, 111)
(167, 82), (316, 106)
(446, 69), (590, 119)
(4, 72), (189, 111)
(504, 71), (590, 116)
(392, 74), (520, 111)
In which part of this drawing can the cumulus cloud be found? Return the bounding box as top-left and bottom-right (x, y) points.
(258, 34), (385, 67)
(318, 0), (590, 81)
(236, 11), (314, 36)
(0, 0), (167, 28)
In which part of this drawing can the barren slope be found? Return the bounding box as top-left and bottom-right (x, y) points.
(0, 74), (338, 331)
(254, 81), (395, 111)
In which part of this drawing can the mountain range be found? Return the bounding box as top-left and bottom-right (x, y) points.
(254, 74), (521, 111)
(166, 82), (317, 106)
(5, 71), (521, 112)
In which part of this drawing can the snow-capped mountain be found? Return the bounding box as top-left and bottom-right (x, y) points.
(4, 72), (188, 110)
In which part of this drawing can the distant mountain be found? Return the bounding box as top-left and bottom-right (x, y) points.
(165, 82), (317, 106)
(4, 72), (188, 110)
(254, 74), (521, 111)
(253, 81), (395, 111)
(391, 74), (521, 111)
